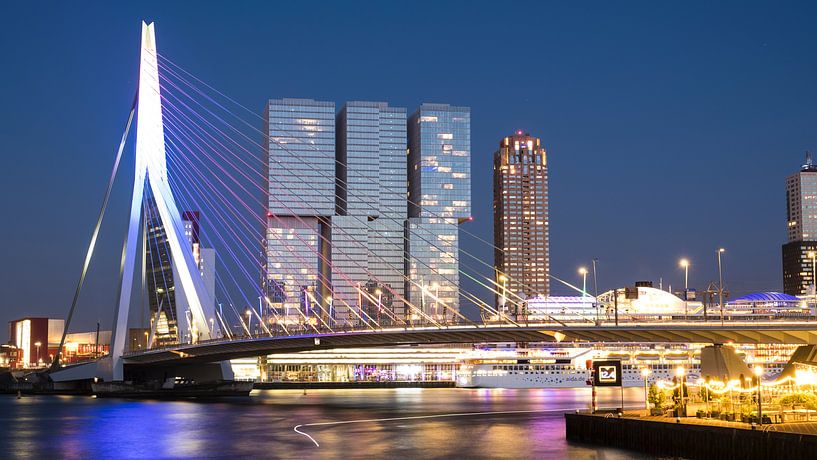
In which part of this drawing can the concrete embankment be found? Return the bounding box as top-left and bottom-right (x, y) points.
(565, 412), (817, 459)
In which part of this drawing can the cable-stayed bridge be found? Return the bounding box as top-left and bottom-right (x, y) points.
(47, 22), (817, 389)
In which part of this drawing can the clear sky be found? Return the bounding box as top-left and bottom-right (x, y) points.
(1, 1), (816, 332)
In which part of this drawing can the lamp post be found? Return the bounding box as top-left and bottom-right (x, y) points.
(699, 378), (710, 417)
(754, 366), (764, 425)
(676, 366), (686, 417)
(717, 248), (726, 325)
(679, 258), (689, 317)
(641, 368), (651, 411)
(34, 341), (42, 366)
(579, 267), (588, 298)
(245, 309), (252, 336)
(592, 259), (599, 323)
(498, 274), (508, 317)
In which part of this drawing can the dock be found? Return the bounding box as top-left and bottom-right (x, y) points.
(565, 412), (817, 459)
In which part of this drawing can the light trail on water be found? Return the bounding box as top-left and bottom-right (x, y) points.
(292, 408), (574, 447)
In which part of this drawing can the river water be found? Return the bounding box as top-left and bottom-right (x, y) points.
(2, 387), (650, 459)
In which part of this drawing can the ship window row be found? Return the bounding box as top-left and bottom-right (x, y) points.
(493, 365), (576, 371)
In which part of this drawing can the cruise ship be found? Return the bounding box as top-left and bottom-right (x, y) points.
(456, 344), (789, 389)
(457, 289), (804, 389)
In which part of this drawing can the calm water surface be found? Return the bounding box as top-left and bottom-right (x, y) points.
(2, 387), (650, 459)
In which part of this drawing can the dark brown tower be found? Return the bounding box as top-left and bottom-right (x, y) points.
(493, 131), (549, 311)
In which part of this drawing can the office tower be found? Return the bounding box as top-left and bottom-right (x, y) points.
(782, 153), (817, 296)
(145, 205), (217, 345)
(493, 131), (549, 311)
(333, 102), (407, 324)
(406, 103), (471, 320)
(264, 98), (335, 325)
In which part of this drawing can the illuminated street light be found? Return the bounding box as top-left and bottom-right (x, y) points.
(754, 366), (764, 425)
(578, 267), (588, 298)
(675, 366), (686, 417)
(498, 274), (508, 313)
(641, 368), (651, 410)
(679, 258), (689, 317)
(717, 248), (726, 325)
(34, 341), (42, 366)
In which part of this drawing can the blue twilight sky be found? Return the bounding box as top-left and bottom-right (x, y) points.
(1, 1), (816, 332)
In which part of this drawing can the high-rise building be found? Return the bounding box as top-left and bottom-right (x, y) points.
(782, 154), (817, 296)
(406, 103), (471, 320)
(332, 102), (407, 324)
(493, 131), (549, 310)
(144, 204), (216, 345)
(264, 98), (335, 325)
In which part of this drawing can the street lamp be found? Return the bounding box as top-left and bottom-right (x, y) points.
(675, 366), (686, 417)
(754, 366), (764, 425)
(641, 368), (651, 410)
(679, 258), (689, 317)
(34, 341), (42, 366)
(498, 274), (508, 314)
(245, 309), (252, 335)
(699, 378), (710, 418)
(579, 267), (588, 298)
(717, 248), (726, 325)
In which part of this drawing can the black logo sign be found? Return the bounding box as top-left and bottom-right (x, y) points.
(592, 360), (622, 387)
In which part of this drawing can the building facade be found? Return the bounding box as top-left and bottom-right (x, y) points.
(332, 102), (407, 325)
(263, 99), (469, 326)
(783, 154), (817, 296)
(407, 104), (471, 321)
(264, 98), (335, 325)
(493, 131), (549, 311)
(144, 204), (217, 345)
(7, 317), (63, 367)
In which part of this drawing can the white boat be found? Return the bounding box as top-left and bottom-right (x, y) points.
(455, 345), (787, 389)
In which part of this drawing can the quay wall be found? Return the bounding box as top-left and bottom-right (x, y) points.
(565, 413), (817, 460)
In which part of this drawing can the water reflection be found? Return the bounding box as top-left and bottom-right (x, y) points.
(1, 388), (648, 459)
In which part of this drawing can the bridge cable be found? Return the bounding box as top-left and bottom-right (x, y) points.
(52, 95), (137, 369)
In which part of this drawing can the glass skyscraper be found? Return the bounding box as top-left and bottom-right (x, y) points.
(264, 99), (335, 325)
(406, 103), (471, 320)
(333, 102), (407, 324)
(263, 99), (468, 326)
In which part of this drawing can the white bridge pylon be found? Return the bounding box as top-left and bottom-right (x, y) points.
(108, 22), (219, 381)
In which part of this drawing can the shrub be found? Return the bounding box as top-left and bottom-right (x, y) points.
(778, 392), (817, 410)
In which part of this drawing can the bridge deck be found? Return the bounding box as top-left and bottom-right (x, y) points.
(122, 323), (817, 365)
